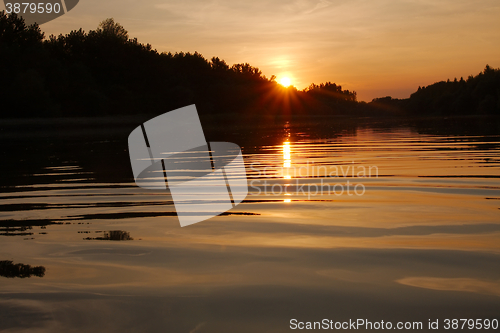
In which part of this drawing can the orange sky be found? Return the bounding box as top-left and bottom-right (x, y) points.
(6, 0), (500, 101)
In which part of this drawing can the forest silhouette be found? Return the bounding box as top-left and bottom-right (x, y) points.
(1, 12), (499, 120)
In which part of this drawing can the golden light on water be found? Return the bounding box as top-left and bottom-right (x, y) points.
(283, 141), (292, 178)
(283, 141), (291, 161)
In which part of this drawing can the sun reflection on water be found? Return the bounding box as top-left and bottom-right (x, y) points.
(283, 139), (292, 201)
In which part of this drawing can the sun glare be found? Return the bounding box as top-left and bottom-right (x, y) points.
(279, 77), (292, 87)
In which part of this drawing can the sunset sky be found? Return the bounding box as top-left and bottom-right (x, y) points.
(6, 0), (500, 101)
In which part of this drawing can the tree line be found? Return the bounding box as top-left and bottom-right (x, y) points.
(1, 12), (499, 120)
(370, 65), (500, 116)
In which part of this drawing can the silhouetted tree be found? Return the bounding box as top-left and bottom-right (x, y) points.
(96, 18), (128, 41)
(0, 12), (44, 45)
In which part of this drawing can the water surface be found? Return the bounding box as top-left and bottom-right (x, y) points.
(1, 117), (499, 332)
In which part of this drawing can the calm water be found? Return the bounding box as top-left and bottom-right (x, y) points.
(1, 117), (499, 332)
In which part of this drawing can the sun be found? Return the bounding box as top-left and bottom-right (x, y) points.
(279, 77), (292, 87)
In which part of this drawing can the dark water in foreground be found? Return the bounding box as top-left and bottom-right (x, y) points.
(0, 117), (499, 332)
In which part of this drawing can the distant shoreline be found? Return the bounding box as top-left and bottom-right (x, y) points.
(1, 114), (498, 139)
